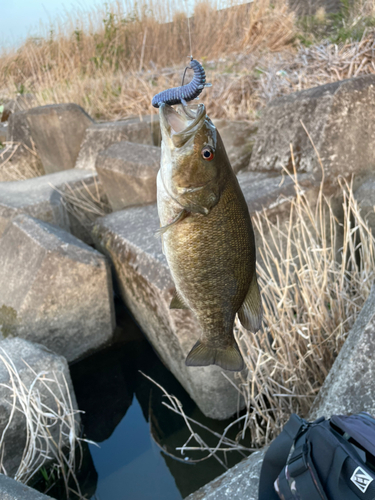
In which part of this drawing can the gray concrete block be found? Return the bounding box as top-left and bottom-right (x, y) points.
(215, 119), (258, 174)
(0, 168), (105, 243)
(96, 141), (161, 210)
(75, 115), (161, 171)
(249, 74), (375, 183)
(26, 104), (93, 174)
(186, 448), (266, 500)
(309, 284), (375, 419)
(0, 474), (53, 499)
(0, 337), (79, 478)
(0, 215), (115, 361)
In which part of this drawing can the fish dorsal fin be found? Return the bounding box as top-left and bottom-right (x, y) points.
(185, 340), (244, 371)
(170, 290), (189, 309)
(237, 272), (263, 333)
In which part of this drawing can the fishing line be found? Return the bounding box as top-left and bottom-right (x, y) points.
(187, 10), (193, 59)
(184, 0), (193, 58)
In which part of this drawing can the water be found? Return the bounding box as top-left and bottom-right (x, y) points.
(39, 299), (249, 499)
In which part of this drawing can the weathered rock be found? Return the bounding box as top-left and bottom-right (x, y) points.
(186, 448), (266, 500)
(0, 474), (54, 500)
(0, 337), (79, 477)
(249, 75), (375, 183)
(215, 119), (258, 174)
(75, 115), (161, 171)
(1, 94), (37, 123)
(0, 216), (115, 361)
(26, 103), (93, 174)
(96, 141), (161, 210)
(0, 168), (108, 243)
(4, 110), (44, 180)
(309, 284), (375, 419)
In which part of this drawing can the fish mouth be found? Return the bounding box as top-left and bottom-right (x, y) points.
(159, 103), (206, 147)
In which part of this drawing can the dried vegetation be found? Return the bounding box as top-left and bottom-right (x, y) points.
(0, 349), (90, 499)
(0, 0), (296, 121)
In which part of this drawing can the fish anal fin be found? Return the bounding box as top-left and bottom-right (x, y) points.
(170, 290), (189, 310)
(238, 272), (263, 333)
(185, 340), (244, 372)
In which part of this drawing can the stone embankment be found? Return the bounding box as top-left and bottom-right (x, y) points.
(0, 72), (375, 497)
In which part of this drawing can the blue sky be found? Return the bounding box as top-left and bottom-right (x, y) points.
(1, 0), (102, 48)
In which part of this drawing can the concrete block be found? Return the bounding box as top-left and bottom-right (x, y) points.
(0, 168), (106, 243)
(26, 104), (94, 174)
(0, 474), (53, 499)
(186, 448), (266, 500)
(0, 215), (115, 361)
(249, 74), (375, 183)
(309, 284), (375, 419)
(215, 119), (258, 174)
(75, 115), (161, 171)
(0, 337), (79, 478)
(96, 141), (161, 210)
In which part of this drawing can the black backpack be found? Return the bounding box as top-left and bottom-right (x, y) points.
(258, 412), (375, 500)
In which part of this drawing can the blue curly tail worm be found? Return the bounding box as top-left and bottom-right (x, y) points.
(152, 59), (209, 108)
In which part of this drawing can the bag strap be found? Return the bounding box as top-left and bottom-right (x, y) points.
(258, 414), (309, 500)
(287, 441), (329, 500)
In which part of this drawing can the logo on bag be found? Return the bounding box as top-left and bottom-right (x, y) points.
(350, 466), (374, 493)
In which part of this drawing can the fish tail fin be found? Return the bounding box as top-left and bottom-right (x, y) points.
(185, 340), (244, 372)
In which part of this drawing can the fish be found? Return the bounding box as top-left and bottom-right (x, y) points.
(157, 102), (262, 371)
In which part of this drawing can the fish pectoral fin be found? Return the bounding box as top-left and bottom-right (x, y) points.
(237, 272), (263, 333)
(154, 209), (189, 238)
(170, 290), (189, 310)
(185, 340), (244, 372)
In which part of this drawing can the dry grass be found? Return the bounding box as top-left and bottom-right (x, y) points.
(0, 0), (296, 121)
(234, 170), (374, 446)
(0, 349), (92, 499)
(2, 1), (375, 123)
(51, 178), (112, 231)
(0, 141), (42, 182)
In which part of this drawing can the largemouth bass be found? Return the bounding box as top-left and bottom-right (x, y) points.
(157, 103), (262, 371)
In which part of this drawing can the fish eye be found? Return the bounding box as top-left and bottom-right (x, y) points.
(201, 146), (214, 161)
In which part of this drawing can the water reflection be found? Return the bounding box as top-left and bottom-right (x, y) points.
(68, 300), (249, 499)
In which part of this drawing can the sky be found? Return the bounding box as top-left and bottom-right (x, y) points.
(1, 0), (109, 49)
(0, 0), (201, 50)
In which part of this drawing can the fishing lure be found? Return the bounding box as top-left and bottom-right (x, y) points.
(151, 58), (211, 110)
